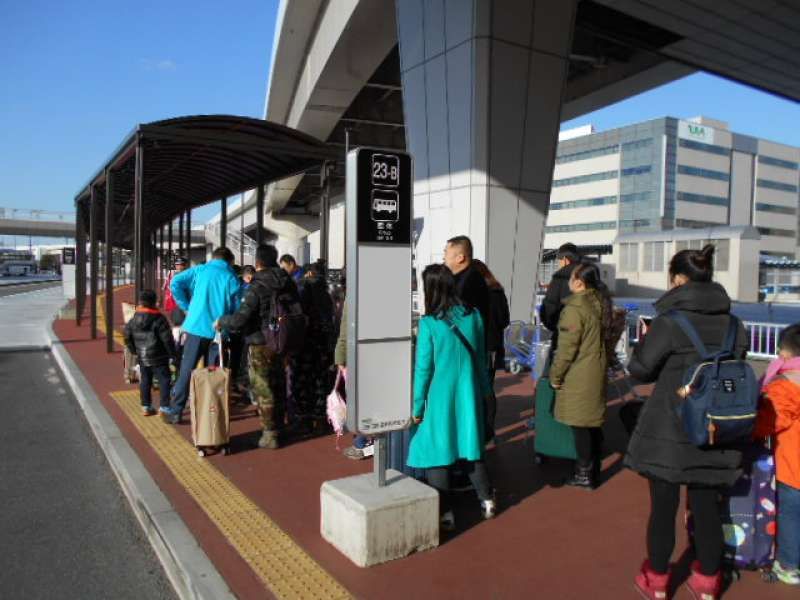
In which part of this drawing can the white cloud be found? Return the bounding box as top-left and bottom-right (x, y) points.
(140, 58), (177, 72)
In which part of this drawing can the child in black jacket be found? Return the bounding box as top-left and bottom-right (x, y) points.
(123, 290), (177, 416)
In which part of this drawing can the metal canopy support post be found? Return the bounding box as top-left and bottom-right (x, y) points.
(185, 210), (191, 261)
(320, 162), (331, 265)
(133, 136), (144, 301)
(158, 225), (164, 288)
(220, 197), (227, 249)
(89, 185), (99, 339)
(75, 202), (87, 325)
(239, 194), (244, 265)
(168, 219), (173, 266)
(256, 185), (265, 245)
(178, 213), (184, 256)
(105, 169), (115, 353)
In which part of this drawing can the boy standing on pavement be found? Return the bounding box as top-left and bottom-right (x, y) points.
(217, 244), (299, 449)
(165, 247), (241, 424)
(123, 290), (177, 417)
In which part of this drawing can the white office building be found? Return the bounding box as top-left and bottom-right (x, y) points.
(546, 116), (800, 258)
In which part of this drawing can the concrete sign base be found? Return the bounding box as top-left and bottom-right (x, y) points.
(320, 470), (439, 567)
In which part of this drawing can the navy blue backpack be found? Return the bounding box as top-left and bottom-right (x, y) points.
(667, 311), (758, 447)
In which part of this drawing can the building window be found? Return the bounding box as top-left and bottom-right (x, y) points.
(620, 191), (654, 204)
(758, 226), (796, 238)
(643, 242), (665, 272)
(545, 221), (616, 233)
(758, 155), (799, 170)
(552, 171), (618, 187)
(757, 178), (799, 193)
(620, 243), (639, 272)
(555, 145), (618, 164)
(755, 203), (797, 215)
(619, 219), (652, 230)
(621, 165), (652, 177)
(622, 139), (653, 151)
(674, 239), (729, 272)
(675, 219), (724, 228)
(678, 138), (731, 156)
(674, 239), (704, 252)
(714, 239), (730, 272)
(677, 191), (729, 207)
(677, 165), (730, 182)
(549, 196), (617, 210)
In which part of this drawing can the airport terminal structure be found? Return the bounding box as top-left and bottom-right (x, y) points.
(201, 0), (799, 314)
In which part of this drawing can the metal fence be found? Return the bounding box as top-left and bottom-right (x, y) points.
(627, 313), (787, 361)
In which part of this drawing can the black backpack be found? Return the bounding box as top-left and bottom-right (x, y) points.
(262, 289), (307, 356)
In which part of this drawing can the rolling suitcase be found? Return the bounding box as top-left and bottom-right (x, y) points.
(189, 337), (231, 457)
(533, 377), (577, 462)
(123, 347), (139, 384)
(687, 443), (776, 574)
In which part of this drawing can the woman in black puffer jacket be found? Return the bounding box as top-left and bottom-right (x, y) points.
(627, 245), (747, 600)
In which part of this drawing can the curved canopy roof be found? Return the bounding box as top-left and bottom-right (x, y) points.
(74, 115), (336, 248)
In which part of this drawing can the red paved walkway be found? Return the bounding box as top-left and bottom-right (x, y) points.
(54, 288), (795, 599)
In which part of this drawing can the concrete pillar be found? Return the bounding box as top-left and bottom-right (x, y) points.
(396, 0), (576, 320)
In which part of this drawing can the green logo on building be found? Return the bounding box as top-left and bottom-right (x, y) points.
(688, 124), (706, 138)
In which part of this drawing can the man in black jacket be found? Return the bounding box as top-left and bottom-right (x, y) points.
(444, 236), (490, 333)
(539, 243), (580, 369)
(124, 289), (177, 417)
(217, 245), (299, 449)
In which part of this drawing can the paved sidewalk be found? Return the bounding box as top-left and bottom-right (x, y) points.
(48, 287), (797, 600)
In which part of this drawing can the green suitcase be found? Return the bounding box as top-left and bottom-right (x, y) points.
(533, 377), (577, 461)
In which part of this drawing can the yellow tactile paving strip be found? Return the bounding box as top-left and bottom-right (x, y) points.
(111, 391), (352, 600)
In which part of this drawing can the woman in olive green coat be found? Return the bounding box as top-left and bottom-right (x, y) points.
(550, 261), (612, 488)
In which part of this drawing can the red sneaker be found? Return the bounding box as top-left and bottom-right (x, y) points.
(634, 560), (671, 600)
(686, 561), (721, 600)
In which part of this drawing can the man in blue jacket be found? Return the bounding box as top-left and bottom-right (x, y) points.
(163, 247), (241, 424)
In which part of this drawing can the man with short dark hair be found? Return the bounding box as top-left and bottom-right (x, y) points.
(279, 254), (304, 284)
(540, 242), (581, 369)
(217, 244), (299, 449)
(443, 235), (490, 332)
(164, 246), (241, 424)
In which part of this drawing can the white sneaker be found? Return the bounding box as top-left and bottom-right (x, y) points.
(440, 510), (456, 532)
(774, 561), (800, 585)
(480, 498), (497, 520)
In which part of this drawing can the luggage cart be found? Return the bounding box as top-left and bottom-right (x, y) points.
(504, 321), (551, 379)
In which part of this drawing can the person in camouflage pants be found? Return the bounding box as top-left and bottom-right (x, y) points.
(217, 244), (299, 450)
(248, 345), (286, 447)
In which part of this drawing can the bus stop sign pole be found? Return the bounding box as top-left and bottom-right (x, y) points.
(345, 148), (413, 488)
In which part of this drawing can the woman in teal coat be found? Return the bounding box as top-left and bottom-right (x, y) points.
(407, 264), (496, 529)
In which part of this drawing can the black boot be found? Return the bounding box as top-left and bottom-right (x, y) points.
(565, 462), (594, 489)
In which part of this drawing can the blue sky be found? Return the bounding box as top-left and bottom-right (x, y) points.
(0, 0), (279, 227)
(0, 1), (798, 234)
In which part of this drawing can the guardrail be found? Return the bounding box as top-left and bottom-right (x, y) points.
(628, 313), (787, 360)
(0, 207), (74, 222)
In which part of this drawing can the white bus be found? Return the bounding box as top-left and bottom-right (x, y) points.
(0, 249), (38, 276)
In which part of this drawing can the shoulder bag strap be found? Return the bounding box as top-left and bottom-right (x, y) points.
(444, 317), (478, 366)
(665, 309), (712, 360)
(722, 315), (739, 355)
